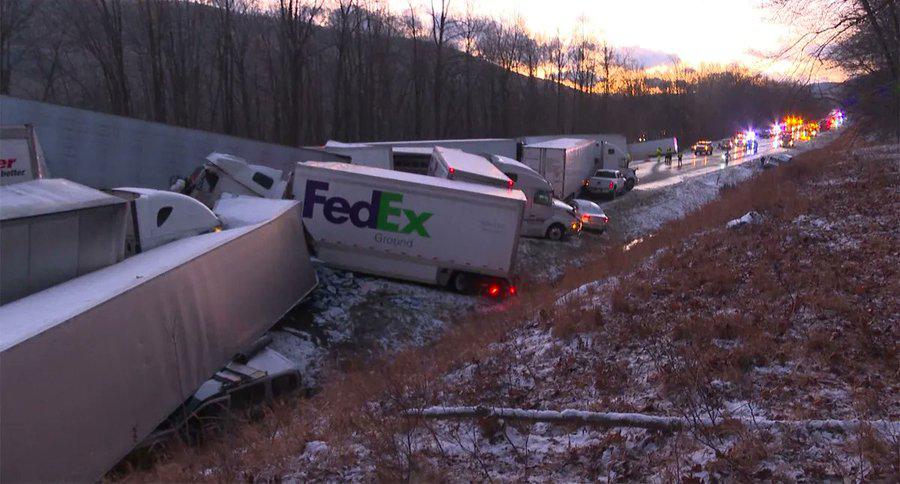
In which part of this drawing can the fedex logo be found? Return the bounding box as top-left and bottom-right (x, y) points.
(0, 159), (16, 169)
(301, 179), (433, 237)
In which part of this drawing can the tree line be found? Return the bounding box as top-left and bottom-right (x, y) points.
(769, 0), (899, 139)
(2, 0), (827, 147)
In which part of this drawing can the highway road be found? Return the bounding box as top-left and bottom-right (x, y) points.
(628, 137), (786, 189)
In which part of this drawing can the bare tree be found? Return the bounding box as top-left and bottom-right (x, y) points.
(136, 0), (168, 122)
(69, 0), (133, 115)
(429, 0), (452, 137)
(455, 1), (483, 136)
(0, 0), (42, 94)
(272, 0), (322, 143)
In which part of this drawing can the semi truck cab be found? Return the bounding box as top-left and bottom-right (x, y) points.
(490, 155), (581, 241)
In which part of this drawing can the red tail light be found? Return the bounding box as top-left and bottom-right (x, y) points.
(507, 179), (514, 188)
(448, 167), (455, 175)
(602, 216), (609, 223)
(581, 214), (590, 222)
(488, 284), (500, 297)
(508, 285), (517, 296)
(609, 181), (614, 190)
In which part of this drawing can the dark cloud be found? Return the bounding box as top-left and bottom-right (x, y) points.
(621, 46), (679, 68)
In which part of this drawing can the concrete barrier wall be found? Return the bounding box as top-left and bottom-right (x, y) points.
(0, 96), (327, 189)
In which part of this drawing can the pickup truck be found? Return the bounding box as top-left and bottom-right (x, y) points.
(582, 169), (627, 199)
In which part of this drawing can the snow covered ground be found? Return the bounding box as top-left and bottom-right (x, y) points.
(267, 130), (841, 390)
(271, 134), (897, 482)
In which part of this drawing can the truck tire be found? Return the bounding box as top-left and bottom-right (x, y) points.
(546, 224), (565, 241)
(451, 272), (470, 294)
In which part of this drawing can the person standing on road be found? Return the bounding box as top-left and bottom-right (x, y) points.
(656, 147), (663, 162)
(677, 151), (683, 168)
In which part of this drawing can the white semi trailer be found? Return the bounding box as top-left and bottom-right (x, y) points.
(521, 138), (598, 200)
(294, 161), (526, 296)
(0, 186), (318, 482)
(428, 146), (512, 188)
(0, 179), (221, 304)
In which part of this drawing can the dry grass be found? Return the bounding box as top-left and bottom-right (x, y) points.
(120, 131), (899, 481)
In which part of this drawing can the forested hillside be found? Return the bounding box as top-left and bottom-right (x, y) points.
(2, 0), (825, 145)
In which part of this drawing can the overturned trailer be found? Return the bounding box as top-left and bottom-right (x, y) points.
(0, 196), (317, 482)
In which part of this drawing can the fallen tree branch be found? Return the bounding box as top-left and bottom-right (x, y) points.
(404, 406), (900, 435)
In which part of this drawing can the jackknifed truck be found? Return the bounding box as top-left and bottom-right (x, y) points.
(1, 179), (318, 482)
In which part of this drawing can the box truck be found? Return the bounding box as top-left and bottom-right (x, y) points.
(488, 155), (581, 240)
(521, 138), (598, 200)
(1, 124), (49, 185)
(428, 146), (512, 188)
(294, 161), (526, 296)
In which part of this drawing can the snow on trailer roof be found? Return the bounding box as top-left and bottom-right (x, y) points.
(524, 137), (595, 150)
(362, 137), (515, 146)
(0, 179), (124, 221)
(432, 147), (509, 181)
(392, 147), (433, 155)
(0, 198), (301, 351)
(489, 154), (542, 177)
(298, 161), (526, 201)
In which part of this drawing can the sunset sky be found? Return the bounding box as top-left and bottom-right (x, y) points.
(388, 0), (839, 81)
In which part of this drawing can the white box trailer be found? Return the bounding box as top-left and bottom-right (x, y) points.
(358, 137), (520, 159)
(322, 141), (393, 170)
(293, 161), (525, 295)
(627, 137), (678, 160)
(1, 124), (49, 185)
(0, 179), (127, 303)
(0, 197), (317, 482)
(521, 138), (598, 200)
(428, 146), (512, 188)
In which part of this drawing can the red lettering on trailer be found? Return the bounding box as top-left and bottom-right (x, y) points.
(0, 159), (16, 169)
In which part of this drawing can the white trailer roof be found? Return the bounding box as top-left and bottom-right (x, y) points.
(365, 137), (514, 146)
(0, 179), (124, 221)
(490, 154), (542, 177)
(393, 147), (433, 155)
(433, 147), (509, 182)
(525, 137), (595, 150)
(300, 161), (525, 201)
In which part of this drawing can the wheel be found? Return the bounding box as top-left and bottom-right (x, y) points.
(451, 272), (470, 293)
(546, 224), (565, 241)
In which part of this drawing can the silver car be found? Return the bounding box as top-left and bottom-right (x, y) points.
(572, 199), (609, 233)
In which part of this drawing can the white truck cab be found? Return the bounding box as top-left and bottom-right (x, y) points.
(109, 188), (221, 254)
(490, 155), (581, 240)
(181, 152), (288, 208)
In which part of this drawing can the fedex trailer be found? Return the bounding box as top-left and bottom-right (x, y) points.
(521, 138), (597, 200)
(293, 162), (526, 296)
